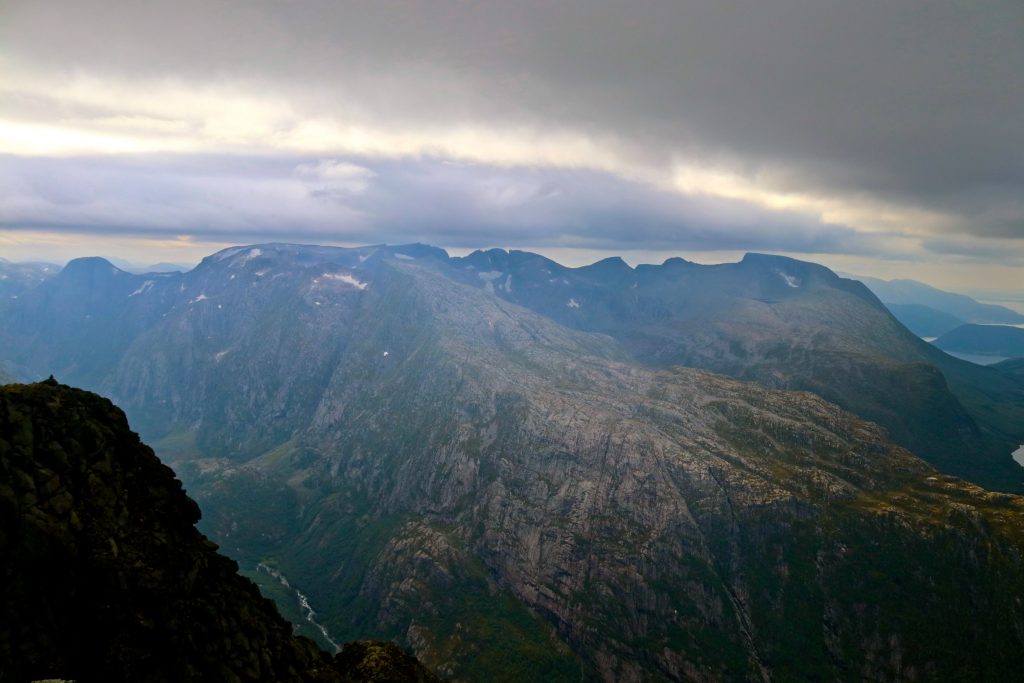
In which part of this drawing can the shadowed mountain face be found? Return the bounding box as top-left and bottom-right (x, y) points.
(3, 244), (1023, 489)
(0, 379), (440, 683)
(4, 246), (1024, 679)
(994, 357), (1024, 379)
(4, 245), (1024, 679)
(934, 324), (1024, 358)
(443, 249), (1024, 489)
(884, 303), (965, 338)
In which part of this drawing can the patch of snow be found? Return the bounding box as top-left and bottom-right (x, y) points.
(214, 246), (246, 261)
(229, 274), (236, 280)
(383, 351), (389, 357)
(129, 280), (154, 297)
(231, 248), (263, 267)
(567, 298), (580, 309)
(394, 253), (415, 261)
(776, 270), (801, 288)
(214, 350), (230, 362)
(503, 275), (513, 293)
(318, 272), (368, 290)
(478, 270), (502, 294)
(189, 294), (208, 304)
(217, 304), (223, 309)
(254, 269), (270, 277)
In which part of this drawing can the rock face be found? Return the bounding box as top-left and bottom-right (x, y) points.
(442, 249), (1024, 490)
(0, 379), (440, 683)
(4, 244), (1022, 490)
(4, 245), (1024, 680)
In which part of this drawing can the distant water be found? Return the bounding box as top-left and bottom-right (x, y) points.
(1015, 445), (1024, 469)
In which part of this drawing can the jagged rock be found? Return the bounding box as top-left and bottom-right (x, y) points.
(0, 380), (440, 683)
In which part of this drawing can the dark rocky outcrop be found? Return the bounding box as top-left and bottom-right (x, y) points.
(0, 379), (440, 683)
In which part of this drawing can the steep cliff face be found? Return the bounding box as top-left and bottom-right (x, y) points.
(446, 249), (1024, 489)
(5, 246), (1024, 681)
(0, 379), (440, 683)
(7, 244), (1020, 490)
(88, 253), (1024, 681)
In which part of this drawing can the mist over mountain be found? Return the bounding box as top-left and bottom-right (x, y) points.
(4, 243), (1024, 680)
(881, 304), (964, 338)
(851, 274), (1024, 326)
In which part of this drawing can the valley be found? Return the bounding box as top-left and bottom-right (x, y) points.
(4, 244), (1024, 680)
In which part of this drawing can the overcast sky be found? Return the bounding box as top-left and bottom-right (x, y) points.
(1, 0), (1022, 290)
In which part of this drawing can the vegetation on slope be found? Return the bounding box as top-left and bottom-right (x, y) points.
(0, 379), (441, 683)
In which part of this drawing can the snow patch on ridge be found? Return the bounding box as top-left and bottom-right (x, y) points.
(776, 270), (801, 288)
(129, 280), (154, 297)
(231, 248), (263, 267)
(213, 246), (246, 261)
(317, 272), (368, 290)
(477, 270), (503, 293)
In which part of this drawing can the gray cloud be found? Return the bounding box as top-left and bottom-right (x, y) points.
(0, 153), (885, 256)
(1, 1), (1022, 246)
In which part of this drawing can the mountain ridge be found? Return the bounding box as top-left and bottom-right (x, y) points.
(5, 244), (1024, 679)
(3, 243), (1023, 490)
(0, 378), (441, 683)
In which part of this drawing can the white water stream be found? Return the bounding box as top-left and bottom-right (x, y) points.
(257, 563), (340, 653)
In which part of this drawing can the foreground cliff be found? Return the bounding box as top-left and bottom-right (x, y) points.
(0, 379), (440, 683)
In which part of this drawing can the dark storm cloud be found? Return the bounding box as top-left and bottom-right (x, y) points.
(1, 1), (1022, 246)
(0, 154), (878, 255)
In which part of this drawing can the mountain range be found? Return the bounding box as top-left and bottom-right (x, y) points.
(3, 243), (1024, 680)
(849, 273), (1024, 338)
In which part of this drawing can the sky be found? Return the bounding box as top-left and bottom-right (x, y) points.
(1, 0), (1022, 291)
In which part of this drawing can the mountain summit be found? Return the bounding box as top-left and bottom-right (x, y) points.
(3, 244), (1024, 680)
